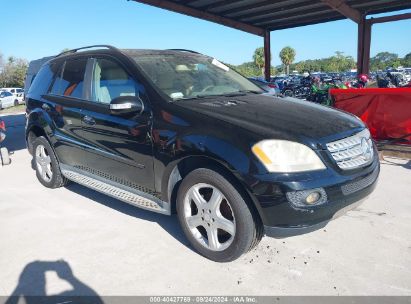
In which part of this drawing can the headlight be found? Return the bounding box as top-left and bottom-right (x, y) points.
(252, 140), (326, 173)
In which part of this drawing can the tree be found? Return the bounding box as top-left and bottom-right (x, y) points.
(233, 61), (260, 77)
(374, 52), (398, 63)
(0, 52), (4, 74)
(402, 52), (411, 67)
(370, 52), (399, 70)
(279, 46), (296, 75)
(253, 47), (265, 76)
(0, 57), (28, 87)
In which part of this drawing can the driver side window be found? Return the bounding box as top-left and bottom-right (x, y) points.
(91, 58), (138, 104)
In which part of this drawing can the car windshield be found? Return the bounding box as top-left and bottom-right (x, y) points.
(131, 52), (263, 100)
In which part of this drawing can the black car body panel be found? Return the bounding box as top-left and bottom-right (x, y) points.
(25, 47), (379, 235)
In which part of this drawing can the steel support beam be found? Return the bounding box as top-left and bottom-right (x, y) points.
(357, 12), (411, 74)
(264, 31), (271, 81)
(320, 0), (361, 23)
(368, 12), (411, 24)
(131, 0), (265, 36)
(357, 17), (372, 75)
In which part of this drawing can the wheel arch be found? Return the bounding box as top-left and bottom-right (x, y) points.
(162, 155), (264, 227)
(26, 110), (54, 154)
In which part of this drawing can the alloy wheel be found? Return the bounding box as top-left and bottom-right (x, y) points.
(183, 183), (236, 251)
(35, 144), (53, 182)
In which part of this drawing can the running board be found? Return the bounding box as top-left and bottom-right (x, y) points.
(60, 165), (170, 215)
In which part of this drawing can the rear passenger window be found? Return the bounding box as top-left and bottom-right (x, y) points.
(91, 58), (138, 104)
(50, 59), (87, 98)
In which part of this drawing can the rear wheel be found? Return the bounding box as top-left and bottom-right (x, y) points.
(32, 136), (68, 188)
(176, 168), (262, 262)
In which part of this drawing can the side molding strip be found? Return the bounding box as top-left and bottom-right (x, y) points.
(60, 164), (171, 215)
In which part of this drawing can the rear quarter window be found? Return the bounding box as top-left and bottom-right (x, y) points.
(27, 63), (58, 99)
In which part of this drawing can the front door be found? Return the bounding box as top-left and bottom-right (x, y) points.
(80, 57), (155, 192)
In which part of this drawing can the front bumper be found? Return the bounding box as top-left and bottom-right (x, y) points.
(246, 155), (380, 237)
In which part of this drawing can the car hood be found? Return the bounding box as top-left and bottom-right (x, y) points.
(174, 94), (364, 148)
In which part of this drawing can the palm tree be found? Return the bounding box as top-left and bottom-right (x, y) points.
(253, 47), (265, 76)
(279, 46), (296, 75)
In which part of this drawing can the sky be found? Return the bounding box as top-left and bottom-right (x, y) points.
(1, 0), (410, 66)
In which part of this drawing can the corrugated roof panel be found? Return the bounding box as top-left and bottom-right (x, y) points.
(134, 0), (411, 33)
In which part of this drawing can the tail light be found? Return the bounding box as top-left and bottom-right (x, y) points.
(268, 83), (277, 88)
(0, 120), (5, 131)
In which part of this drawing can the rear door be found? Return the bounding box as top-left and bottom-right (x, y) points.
(44, 57), (90, 168)
(80, 56), (155, 191)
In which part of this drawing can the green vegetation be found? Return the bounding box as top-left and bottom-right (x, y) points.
(279, 46), (296, 75)
(252, 47), (267, 76)
(0, 53), (28, 87)
(231, 48), (411, 77)
(370, 52), (403, 71)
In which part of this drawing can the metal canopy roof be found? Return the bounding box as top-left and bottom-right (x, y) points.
(132, 0), (411, 36)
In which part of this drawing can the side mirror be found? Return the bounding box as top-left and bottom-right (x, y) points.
(109, 96), (144, 115)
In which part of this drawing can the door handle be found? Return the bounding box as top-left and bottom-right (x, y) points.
(83, 115), (96, 126)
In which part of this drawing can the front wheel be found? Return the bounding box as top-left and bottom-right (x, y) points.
(176, 168), (262, 262)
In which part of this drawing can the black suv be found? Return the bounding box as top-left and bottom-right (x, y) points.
(26, 45), (379, 262)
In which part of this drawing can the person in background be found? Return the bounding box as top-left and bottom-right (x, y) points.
(357, 74), (369, 88)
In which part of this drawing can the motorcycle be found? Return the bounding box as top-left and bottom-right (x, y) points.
(281, 77), (312, 99)
(0, 119), (11, 166)
(377, 72), (409, 88)
(308, 79), (347, 106)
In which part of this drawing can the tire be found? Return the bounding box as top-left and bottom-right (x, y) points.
(176, 168), (262, 262)
(1, 147), (10, 166)
(14, 100), (19, 106)
(283, 89), (293, 97)
(32, 136), (68, 188)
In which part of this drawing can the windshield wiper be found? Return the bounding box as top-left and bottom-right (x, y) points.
(195, 92), (247, 98)
(174, 90), (261, 100)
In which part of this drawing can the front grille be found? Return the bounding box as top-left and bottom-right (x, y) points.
(326, 129), (374, 170)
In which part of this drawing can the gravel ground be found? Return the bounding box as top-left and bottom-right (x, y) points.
(0, 113), (410, 296)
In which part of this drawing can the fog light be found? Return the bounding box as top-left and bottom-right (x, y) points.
(286, 188), (327, 208)
(305, 192), (320, 205)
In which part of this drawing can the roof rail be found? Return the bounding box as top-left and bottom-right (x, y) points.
(56, 45), (119, 57)
(166, 49), (200, 54)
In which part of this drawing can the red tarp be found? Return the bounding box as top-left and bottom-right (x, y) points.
(330, 88), (411, 143)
